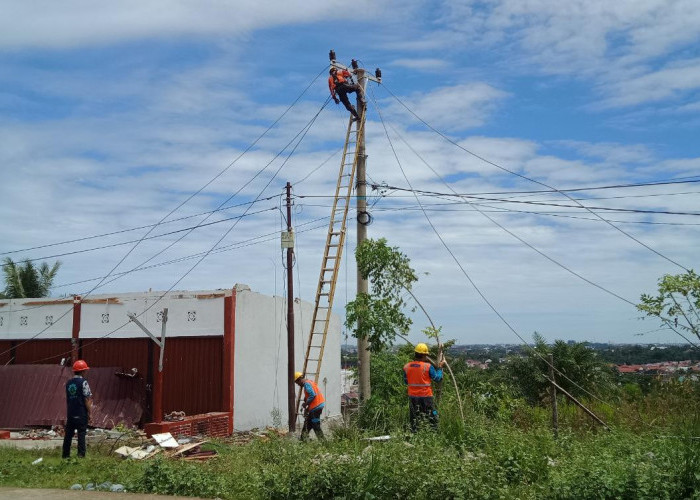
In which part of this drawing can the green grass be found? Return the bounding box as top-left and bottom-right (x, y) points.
(2, 416), (699, 499)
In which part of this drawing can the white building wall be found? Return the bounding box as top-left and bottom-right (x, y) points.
(0, 298), (74, 339)
(78, 291), (224, 338)
(233, 285), (341, 430)
(0, 286), (342, 431)
(0, 292), (225, 340)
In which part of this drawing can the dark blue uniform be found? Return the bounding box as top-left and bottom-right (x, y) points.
(62, 375), (92, 458)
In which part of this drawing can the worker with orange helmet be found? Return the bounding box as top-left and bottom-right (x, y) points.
(62, 359), (93, 458)
(403, 343), (445, 432)
(294, 371), (326, 441)
(328, 66), (365, 120)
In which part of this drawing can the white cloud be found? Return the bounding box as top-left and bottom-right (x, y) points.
(385, 83), (509, 131)
(391, 58), (448, 71)
(598, 58), (700, 108)
(0, 0), (391, 49)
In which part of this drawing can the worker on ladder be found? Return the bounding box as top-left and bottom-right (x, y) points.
(294, 371), (326, 441)
(329, 67), (365, 120)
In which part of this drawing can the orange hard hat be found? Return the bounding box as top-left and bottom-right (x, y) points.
(72, 360), (90, 372)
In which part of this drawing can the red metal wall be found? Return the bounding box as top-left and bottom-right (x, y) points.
(0, 341), (12, 365)
(15, 339), (72, 364)
(81, 338), (150, 377)
(2, 336), (224, 419)
(162, 337), (223, 416)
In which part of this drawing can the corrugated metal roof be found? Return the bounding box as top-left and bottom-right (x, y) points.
(0, 365), (145, 429)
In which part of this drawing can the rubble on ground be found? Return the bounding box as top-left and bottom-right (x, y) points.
(114, 431), (218, 461)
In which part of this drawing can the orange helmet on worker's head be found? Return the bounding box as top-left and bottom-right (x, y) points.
(72, 359), (90, 372)
(414, 343), (429, 355)
(294, 371), (303, 381)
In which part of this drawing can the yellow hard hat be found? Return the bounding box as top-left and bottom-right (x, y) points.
(415, 343), (429, 354)
(294, 371), (303, 381)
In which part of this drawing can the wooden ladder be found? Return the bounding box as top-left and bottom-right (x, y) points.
(296, 109), (366, 414)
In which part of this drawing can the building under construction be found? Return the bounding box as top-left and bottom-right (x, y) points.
(0, 285), (341, 434)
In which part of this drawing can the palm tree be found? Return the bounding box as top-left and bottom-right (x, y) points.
(2, 258), (61, 298)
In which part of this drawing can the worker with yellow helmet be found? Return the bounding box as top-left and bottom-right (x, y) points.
(403, 343), (445, 432)
(294, 371), (326, 441)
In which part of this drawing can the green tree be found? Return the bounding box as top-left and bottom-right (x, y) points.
(345, 238), (418, 352)
(2, 258), (61, 298)
(503, 333), (613, 404)
(638, 270), (700, 343)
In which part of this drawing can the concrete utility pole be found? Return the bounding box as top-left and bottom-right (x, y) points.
(355, 69), (371, 401)
(284, 182), (296, 431)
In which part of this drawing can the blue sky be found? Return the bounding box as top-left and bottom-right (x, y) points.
(1, 0), (698, 345)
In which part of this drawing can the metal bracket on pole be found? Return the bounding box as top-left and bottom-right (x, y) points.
(128, 308), (168, 372)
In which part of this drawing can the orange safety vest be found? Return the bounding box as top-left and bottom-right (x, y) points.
(303, 379), (326, 410)
(403, 361), (433, 397)
(328, 69), (352, 95)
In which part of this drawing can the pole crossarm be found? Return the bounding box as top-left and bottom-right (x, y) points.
(128, 308), (168, 372)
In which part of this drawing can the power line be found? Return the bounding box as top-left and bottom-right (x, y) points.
(0, 68), (330, 359)
(376, 118), (638, 307)
(371, 186), (700, 217)
(51, 217), (330, 290)
(369, 88), (696, 428)
(4, 207), (277, 264)
(21, 94), (332, 365)
(0, 196), (278, 257)
(380, 84), (691, 272)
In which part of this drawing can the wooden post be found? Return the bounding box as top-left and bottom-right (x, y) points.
(285, 182), (296, 431)
(223, 289), (236, 434)
(548, 354), (558, 439)
(546, 376), (610, 430)
(71, 295), (81, 362)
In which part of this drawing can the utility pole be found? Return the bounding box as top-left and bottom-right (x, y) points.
(548, 354), (558, 439)
(355, 69), (371, 401)
(284, 182), (296, 431)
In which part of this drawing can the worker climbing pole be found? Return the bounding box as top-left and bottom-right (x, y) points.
(295, 51), (381, 415)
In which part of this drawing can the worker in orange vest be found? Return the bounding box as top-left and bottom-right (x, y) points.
(403, 343), (444, 432)
(294, 371), (326, 441)
(328, 67), (365, 120)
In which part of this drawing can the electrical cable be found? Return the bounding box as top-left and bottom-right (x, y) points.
(380, 84), (691, 272)
(6, 207), (276, 264)
(2, 91), (332, 361)
(50, 217), (330, 291)
(368, 89), (699, 430)
(373, 187), (700, 217)
(0, 67), (330, 353)
(377, 116), (638, 307)
(0, 196), (278, 257)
